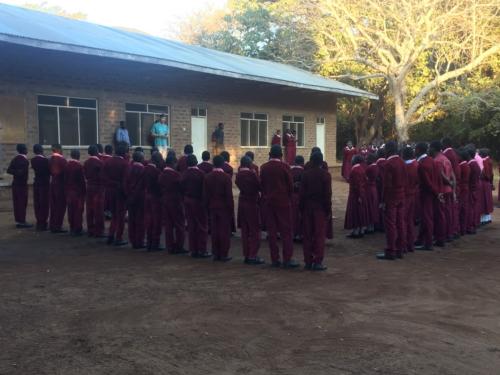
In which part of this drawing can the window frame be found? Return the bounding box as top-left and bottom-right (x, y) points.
(37, 94), (99, 148)
(240, 112), (268, 148)
(125, 103), (170, 147)
(282, 114), (306, 148)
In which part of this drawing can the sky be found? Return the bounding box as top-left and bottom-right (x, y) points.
(1, 0), (227, 39)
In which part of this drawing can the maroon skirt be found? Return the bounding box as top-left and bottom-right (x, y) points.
(344, 193), (369, 229)
(365, 184), (379, 225)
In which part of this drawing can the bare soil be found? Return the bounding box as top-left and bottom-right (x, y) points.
(1, 175), (500, 375)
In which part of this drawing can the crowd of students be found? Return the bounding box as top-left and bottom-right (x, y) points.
(342, 138), (496, 260)
(6, 142), (332, 271)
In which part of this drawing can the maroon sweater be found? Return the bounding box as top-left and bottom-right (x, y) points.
(418, 155), (438, 196)
(198, 161), (213, 174)
(125, 162), (146, 204)
(235, 168), (261, 203)
(159, 167), (182, 204)
(83, 156), (104, 188)
(203, 169), (234, 211)
(405, 160), (419, 197)
(7, 154), (29, 186)
(31, 154), (50, 187)
(299, 165), (332, 214)
(49, 153), (67, 186)
(65, 160), (86, 195)
(181, 167), (205, 200)
(383, 155), (408, 203)
(103, 156), (129, 194)
(260, 159), (293, 207)
(144, 163), (162, 198)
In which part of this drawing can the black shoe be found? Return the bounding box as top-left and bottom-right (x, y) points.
(304, 263), (312, 270)
(219, 256), (232, 262)
(415, 244), (433, 251)
(396, 252), (404, 259)
(16, 222), (33, 229)
(70, 231), (85, 237)
(434, 241), (445, 248)
(271, 261), (282, 268)
(213, 255), (221, 261)
(106, 236), (115, 245)
(133, 244), (146, 249)
(173, 248), (189, 255)
(95, 234), (108, 239)
(199, 252), (212, 258)
(244, 257), (265, 265)
(346, 233), (363, 239)
(51, 228), (68, 234)
(376, 252), (396, 260)
(466, 230), (476, 235)
(283, 259), (300, 268)
(148, 246), (165, 252)
(36, 225), (48, 232)
(191, 252), (201, 258)
(114, 240), (128, 246)
(312, 263), (327, 271)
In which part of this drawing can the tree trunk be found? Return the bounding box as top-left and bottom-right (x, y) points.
(390, 79), (409, 142)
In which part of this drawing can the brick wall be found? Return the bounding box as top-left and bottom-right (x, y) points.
(0, 43), (338, 177)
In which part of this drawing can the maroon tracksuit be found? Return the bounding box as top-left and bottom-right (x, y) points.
(405, 160), (419, 252)
(299, 166), (332, 265)
(365, 163), (379, 226)
(290, 165), (304, 239)
(458, 161), (470, 235)
(7, 154), (29, 224)
(375, 158), (387, 230)
(480, 157), (494, 215)
(176, 155), (189, 173)
(144, 163), (163, 249)
(125, 162), (146, 248)
(204, 168), (234, 258)
(344, 164), (368, 230)
(159, 167), (185, 252)
(434, 152), (454, 241)
(443, 148), (460, 236)
(31, 154), (50, 230)
(222, 162), (233, 177)
(271, 134), (281, 146)
(103, 156), (129, 241)
(100, 154), (113, 214)
(305, 160), (329, 171)
(49, 153), (67, 231)
(468, 160), (481, 231)
(341, 147), (357, 180)
(417, 155), (439, 247)
(383, 155), (408, 257)
(84, 156), (105, 237)
(198, 161), (214, 174)
(260, 159), (294, 263)
(65, 160), (86, 234)
(181, 166), (208, 255)
(236, 168), (261, 259)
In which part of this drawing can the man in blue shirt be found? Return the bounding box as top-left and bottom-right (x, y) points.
(150, 114), (169, 158)
(115, 121), (130, 147)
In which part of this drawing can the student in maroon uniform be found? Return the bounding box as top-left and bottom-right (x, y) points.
(375, 148), (387, 231)
(31, 144), (50, 231)
(181, 154), (210, 258)
(220, 150), (235, 232)
(104, 144), (129, 246)
(96, 143), (104, 158)
(198, 151), (213, 174)
(466, 145), (481, 233)
(344, 155), (368, 238)
(144, 151), (164, 251)
(177, 144), (193, 173)
(341, 141), (357, 181)
(430, 141), (453, 247)
(442, 137), (461, 238)
(102, 144), (114, 220)
(290, 155), (305, 242)
(457, 148), (471, 235)
(260, 145), (299, 268)
(364, 153), (379, 234)
(479, 149), (494, 224)
(300, 151), (331, 271)
(49, 144), (68, 233)
(65, 150), (86, 236)
(271, 129), (281, 146)
(415, 143), (440, 251)
(243, 151), (259, 175)
(159, 155), (187, 254)
(7, 144), (32, 228)
(403, 147), (419, 252)
(204, 155), (234, 262)
(125, 151), (146, 249)
(83, 145), (105, 238)
(304, 147), (329, 171)
(236, 156), (264, 265)
(377, 141), (407, 260)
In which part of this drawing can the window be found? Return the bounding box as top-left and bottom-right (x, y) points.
(282, 115), (305, 147)
(240, 112), (268, 147)
(37, 95), (98, 146)
(191, 107), (207, 117)
(125, 103), (169, 146)
(316, 116), (325, 124)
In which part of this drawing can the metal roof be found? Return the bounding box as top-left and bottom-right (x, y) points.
(0, 3), (377, 99)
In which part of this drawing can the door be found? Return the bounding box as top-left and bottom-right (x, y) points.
(316, 119), (325, 154)
(191, 108), (207, 161)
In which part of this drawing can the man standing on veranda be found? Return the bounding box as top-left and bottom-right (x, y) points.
(151, 114), (169, 158)
(211, 122), (224, 156)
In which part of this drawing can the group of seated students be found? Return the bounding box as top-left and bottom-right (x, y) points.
(6, 142), (332, 271)
(344, 139), (495, 260)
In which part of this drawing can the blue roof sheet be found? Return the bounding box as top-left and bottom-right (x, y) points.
(0, 3), (377, 99)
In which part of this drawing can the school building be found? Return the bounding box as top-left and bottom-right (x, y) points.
(0, 3), (376, 175)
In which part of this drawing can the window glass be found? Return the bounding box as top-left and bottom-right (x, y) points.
(254, 113), (267, 120)
(126, 112), (140, 146)
(79, 108), (97, 145)
(258, 121), (267, 146)
(38, 106), (58, 145)
(148, 104), (168, 113)
(141, 113), (155, 147)
(198, 108), (207, 117)
(249, 120), (258, 146)
(59, 107), (79, 145)
(191, 108), (198, 116)
(38, 95), (66, 106)
(241, 112), (253, 119)
(283, 115), (305, 147)
(69, 98), (96, 108)
(125, 103), (147, 112)
(240, 119), (249, 146)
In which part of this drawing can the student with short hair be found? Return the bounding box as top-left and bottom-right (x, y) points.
(220, 151), (233, 177)
(31, 144), (50, 231)
(457, 148), (471, 235)
(125, 151), (147, 249)
(177, 144), (194, 173)
(84, 145), (105, 237)
(198, 151), (213, 174)
(344, 155), (368, 239)
(102, 144), (114, 220)
(290, 155), (305, 241)
(49, 144), (68, 233)
(236, 156), (263, 265)
(204, 155), (234, 262)
(144, 151), (164, 251)
(7, 144), (32, 228)
(65, 150), (86, 236)
(403, 146), (419, 252)
(181, 154), (210, 258)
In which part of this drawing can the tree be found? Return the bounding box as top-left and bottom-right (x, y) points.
(313, 0), (500, 141)
(23, 2), (87, 20)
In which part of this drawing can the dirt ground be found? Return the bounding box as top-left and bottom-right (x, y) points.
(1, 174), (500, 375)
